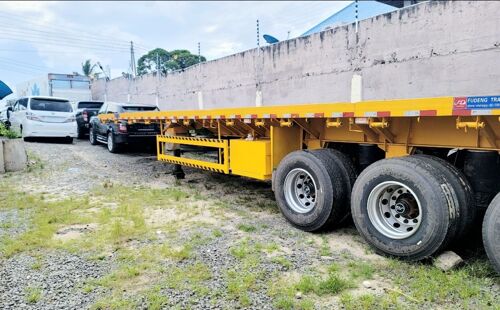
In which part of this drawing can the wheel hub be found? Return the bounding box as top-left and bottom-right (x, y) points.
(394, 202), (407, 214)
(284, 168), (318, 214)
(367, 181), (422, 239)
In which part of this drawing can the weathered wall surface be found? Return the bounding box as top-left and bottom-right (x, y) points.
(92, 1), (500, 111)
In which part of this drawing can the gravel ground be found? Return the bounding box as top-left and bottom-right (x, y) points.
(0, 139), (327, 309)
(0, 252), (111, 309)
(0, 138), (498, 309)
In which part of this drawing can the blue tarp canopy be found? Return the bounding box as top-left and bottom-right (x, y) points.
(0, 80), (13, 100)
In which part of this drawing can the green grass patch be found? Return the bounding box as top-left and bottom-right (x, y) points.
(348, 260), (375, 280)
(91, 296), (135, 310)
(144, 286), (168, 310)
(319, 235), (330, 256)
(163, 262), (212, 294)
(25, 286), (42, 304)
(237, 223), (257, 233)
(268, 275), (315, 310)
(386, 259), (499, 308)
(271, 256), (292, 270)
(0, 188), (93, 257)
(226, 269), (257, 307)
(340, 292), (403, 310)
(212, 229), (223, 238)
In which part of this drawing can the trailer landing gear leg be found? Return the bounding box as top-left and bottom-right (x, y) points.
(172, 149), (185, 179)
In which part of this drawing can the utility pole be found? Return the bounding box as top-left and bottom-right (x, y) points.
(130, 41), (137, 77)
(355, 0), (359, 33)
(256, 19), (260, 48)
(198, 42), (201, 63)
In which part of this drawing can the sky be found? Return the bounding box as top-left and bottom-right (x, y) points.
(0, 1), (350, 100)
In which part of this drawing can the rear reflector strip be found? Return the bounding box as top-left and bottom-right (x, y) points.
(452, 109), (472, 116)
(419, 110), (437, 116)
(377, 111), (391, 117)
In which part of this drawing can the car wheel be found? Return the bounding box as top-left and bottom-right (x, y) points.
(107, 131), (120, 153)
(20, 126), (31, 142)
(77, 126), (85, 139)
(89, 127), (98, 145)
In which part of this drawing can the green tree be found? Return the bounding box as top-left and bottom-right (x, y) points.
(169, 49), (206, 70)
(137, 48), (170, 76)
(81, 59), (96, 77)
(137, 48), (206, 76)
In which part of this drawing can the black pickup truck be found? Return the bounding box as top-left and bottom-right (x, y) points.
(75, 101), (104, 138)
(89, 101), (160, 153)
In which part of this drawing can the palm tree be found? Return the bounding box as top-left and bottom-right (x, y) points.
(81, 59), (96, 77)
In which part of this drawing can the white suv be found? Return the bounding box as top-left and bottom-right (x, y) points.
(8, 96), (77, 142)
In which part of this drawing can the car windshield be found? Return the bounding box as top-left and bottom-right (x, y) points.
(30, 99), (73, 112)
(78, 102), (103, 109)
(121, 106), (158, 111)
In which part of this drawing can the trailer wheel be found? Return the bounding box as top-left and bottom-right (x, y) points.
(351, 156), (460, 260)
(413, 154), (475, 244)
(309, 149), (357, 223)
(483, 193), (500, 273)
(274, 150), (347, 232)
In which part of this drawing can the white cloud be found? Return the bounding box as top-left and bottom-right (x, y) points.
(204, 25), (219, 34)
(204, 41), (244, 60)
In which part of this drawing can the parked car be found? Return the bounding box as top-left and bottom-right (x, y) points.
(74, 101), (104, 138)
(8, 96), (77, 143)
(89, 102), (160, 153)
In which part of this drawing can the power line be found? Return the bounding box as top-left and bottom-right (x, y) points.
(0, 56), (49, 71)
(0, 36), (131, 53)
(0, 11), (140, 47)
(0, 48), (126, 54)
(0, 26), (132, 49)
(0, 67), (44, 76)
(0, 12), (152, 51)
(0, 31), (131, 51)
(0, 62), (46, 76)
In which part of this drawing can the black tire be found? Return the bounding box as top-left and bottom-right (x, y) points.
(309, 149), (357, 224)
(65, 137), (73, 144)
(106, 131), (121, 153)
(351, 156), (460, 260)
(274, 150), (347, 232)
(89, 127), (98, 145)
(483, 193), (500, 273)
(77, 126), (85, 139)
(412, 154), (475, 244)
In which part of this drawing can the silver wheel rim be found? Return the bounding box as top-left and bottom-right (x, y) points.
(107, 133), (113, 151)
(367, 181), (422, 239)
(284, 168), (317, 213)
(89, 131), (94, 143)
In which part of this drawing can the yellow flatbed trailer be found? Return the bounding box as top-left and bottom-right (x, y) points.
(98, 95), (500, 271)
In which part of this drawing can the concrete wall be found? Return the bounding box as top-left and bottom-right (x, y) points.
(92, 1), (500, 111)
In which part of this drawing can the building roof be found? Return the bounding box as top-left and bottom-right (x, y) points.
(301, 1), (397, 36)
